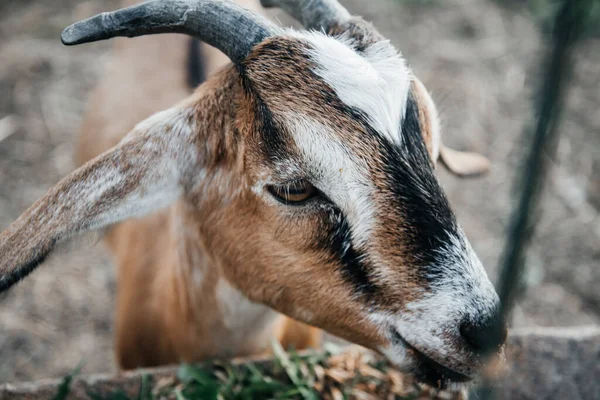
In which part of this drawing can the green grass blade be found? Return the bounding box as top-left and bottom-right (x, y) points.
(271, 339), (318, 400)
(175, 388), (187, 400)
(138, 373), (152, 400)
(52, 361), (84, 400)
(177, 364), (217, 386)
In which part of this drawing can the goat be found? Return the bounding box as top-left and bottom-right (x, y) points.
(0, 0), (506, 389)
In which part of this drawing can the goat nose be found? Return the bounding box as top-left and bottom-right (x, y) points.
(460, 314), (508, 354)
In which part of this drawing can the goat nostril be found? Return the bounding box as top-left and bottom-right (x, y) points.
(460, 317), (508, 354)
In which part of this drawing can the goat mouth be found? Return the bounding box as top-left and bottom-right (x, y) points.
(391, 329), (471, 390)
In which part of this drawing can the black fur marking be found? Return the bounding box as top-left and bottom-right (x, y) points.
(237, 63), (295, 165)
(301, 80), (458, 283)
(322, 94), (460, 283)
(238, 40), (456, 294)
(317, 207), (379, 300)
(187, 39), (206, 89)
(254, 97), (293, 162)
(304, 75), (460, 283)
(0, 239), (56, 293)
(380, 91), (459, 280)
(290, 44), (460, 283)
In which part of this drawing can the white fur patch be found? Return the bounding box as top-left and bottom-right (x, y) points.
(30, 106), (199, 243)
(291, 31), (411, 146)
(279, 115), (375, 248)
(371, 229), (499, 375)
(80, 107), (197, 231)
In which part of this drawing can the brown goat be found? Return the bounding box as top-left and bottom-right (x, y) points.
(0, 0), (504, 389)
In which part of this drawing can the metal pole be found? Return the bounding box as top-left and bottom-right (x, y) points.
(472, 0), (591, 398)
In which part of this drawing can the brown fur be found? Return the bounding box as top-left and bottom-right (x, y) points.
(72, 3), (327, 369)
(75, 34), (443, 367)
(0, 0), (498, 377)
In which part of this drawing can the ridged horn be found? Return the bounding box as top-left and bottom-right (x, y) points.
(62, 0), (281, 64)
(260, 0), (351, 32)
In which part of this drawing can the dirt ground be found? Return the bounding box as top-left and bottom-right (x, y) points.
(0, 0), (598, 384)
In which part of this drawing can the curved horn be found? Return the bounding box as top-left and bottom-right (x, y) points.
(61, 0), (281, 64)
(260, 0), (351, 32)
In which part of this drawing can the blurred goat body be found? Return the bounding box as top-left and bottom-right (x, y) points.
(0, 0), (507, 388)
(75, 0), (318, 368)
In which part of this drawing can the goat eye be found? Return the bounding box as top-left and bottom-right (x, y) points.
(267, 180), (317, 205)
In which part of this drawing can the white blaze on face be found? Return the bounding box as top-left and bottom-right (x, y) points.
(264, 31), (411, 248)
(288, 30), (411, 146)
(282, 116), (375, 248)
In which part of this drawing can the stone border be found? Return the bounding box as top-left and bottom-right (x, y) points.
(493, 326), (600, 400)
(1, 326), (598, 399)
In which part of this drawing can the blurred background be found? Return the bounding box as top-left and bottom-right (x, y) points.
(0, 0), (598, 383)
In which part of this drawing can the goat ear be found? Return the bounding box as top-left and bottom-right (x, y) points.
(0, 107), (197, 292)
(438, 144), (491, 177)
(411, 77), (490, 177)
